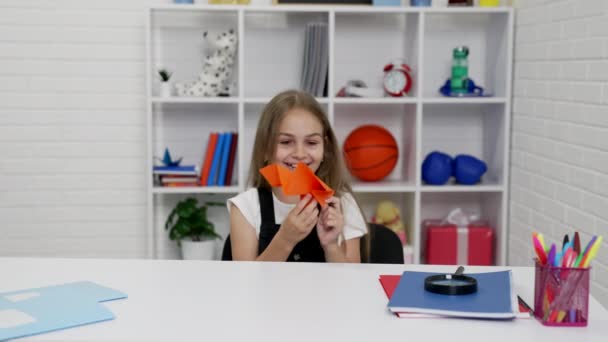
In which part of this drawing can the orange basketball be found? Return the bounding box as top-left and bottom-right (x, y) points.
(343, 125), (398, 181)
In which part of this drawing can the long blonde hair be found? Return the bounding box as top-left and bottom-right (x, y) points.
(248, 89), (371, 262)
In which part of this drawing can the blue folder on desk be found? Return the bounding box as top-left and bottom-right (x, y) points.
(387, 270), (516, 319)
(0, 281), (127, 341)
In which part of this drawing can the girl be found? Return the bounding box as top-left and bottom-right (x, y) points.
(227, 90), (369, 263)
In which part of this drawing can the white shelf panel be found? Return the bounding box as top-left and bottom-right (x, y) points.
(422, 97), (507, 104)
(420, 7), (512, 14)
(353, 181), (416, 193)
(420, 185), (504, 193)
(151, 97), (239, 104)
(153, 186), (240, 194)
(333, 97), (418, 104)
(245, 97), (329, 104)
(151, 4), (242, 12)
(150, 5), (513, 15)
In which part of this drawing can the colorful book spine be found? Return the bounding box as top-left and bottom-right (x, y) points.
(224, 132), (238, 186)
(199, 132), (219, 185)
(217, 132), (233, 186)
(207, 133), (226, 186)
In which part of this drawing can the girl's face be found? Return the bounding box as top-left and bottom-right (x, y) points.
(272, 108), (325, 173)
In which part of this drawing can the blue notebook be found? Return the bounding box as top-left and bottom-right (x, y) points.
(217, 132), (232, 186)
(207, 132), (226, 186)
(0, 281), (127, 340)
(387, 270), (516, 319)
(153, 165), (197, 175)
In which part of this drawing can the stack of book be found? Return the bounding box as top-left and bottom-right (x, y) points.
(153, 165), (198, 187)
(382, 270), (528, 319)
(200, 131), (238, 186)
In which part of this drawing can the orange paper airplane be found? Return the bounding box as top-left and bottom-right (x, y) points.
(260, 163), (335, 207)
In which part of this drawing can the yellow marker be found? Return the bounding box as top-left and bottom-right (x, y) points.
(537, 233), (547, 253)
(557, 310), (567, 323)
(582, 236), (603, 268)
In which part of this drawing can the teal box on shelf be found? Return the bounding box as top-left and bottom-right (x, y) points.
(373, 0), (401, 6)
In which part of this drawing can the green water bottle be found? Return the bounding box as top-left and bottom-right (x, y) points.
(450, 46), (469, 94)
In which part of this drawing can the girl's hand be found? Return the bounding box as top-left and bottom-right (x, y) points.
(277, 194), (319, 248)
(316, 196), (344, 248)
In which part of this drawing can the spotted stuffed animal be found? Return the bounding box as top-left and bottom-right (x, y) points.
(175, 29), (237, 97)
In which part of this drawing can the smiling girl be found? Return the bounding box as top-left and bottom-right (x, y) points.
(227, 90), (368, 263)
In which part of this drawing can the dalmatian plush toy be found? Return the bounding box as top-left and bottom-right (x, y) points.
(175, 29), (237, 97)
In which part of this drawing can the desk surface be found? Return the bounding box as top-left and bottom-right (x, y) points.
(1, 258), (607, 342)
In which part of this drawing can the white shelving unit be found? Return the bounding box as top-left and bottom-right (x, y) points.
(145, 4), (513, 264)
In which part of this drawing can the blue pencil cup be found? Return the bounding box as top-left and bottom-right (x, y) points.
(411, 0), (432, 6)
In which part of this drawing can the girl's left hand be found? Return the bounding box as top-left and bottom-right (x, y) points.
(316, 196), (344, 247)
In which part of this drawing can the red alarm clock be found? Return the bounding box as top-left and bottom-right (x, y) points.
(383, 62), (413, 97)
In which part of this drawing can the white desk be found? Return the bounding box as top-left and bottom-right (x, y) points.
(1, 258), (607, 342)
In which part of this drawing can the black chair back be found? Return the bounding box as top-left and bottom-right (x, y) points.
(221, 235), (233, 261)
(367, 223), (404, 264)
(221, 223), (404, 264)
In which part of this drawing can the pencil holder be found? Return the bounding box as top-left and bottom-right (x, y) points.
(533, 260), (590, 326)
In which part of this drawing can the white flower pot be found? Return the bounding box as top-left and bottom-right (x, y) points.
(180, 238), (217, 260)
(160, 82), (173, 97)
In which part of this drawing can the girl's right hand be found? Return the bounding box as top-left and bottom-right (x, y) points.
(277, 194), (319, 248)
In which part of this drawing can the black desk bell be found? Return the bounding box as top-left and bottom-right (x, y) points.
(424, 266), (478, 295)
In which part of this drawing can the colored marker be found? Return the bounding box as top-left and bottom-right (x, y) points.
(561, 248), (575, 267)
(554, 251), (562, 267)
(581, 236), (603, 268)
(533, 235), (548, 265)
(573, 232), (581, 254)
(537, 233), (547, 253)
(569, 309), (576, 323)
(547, 244), (556, 267)
(575, 236), (597, 267)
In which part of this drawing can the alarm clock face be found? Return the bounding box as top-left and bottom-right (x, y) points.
(384, 70), (406, 95)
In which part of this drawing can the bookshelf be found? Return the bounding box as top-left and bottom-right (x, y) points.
(145, 4), (513, 263)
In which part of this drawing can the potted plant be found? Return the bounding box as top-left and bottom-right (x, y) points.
(158, 69), (173, 97)
(165, 197), (224, 260)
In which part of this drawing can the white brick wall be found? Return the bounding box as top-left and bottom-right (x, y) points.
(510, 0), (608, 309)
(0, 0), (167, 258)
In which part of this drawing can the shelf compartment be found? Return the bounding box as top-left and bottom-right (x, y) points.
(334, 103), (417, 185)
(153, 193), (232, 260)
(334, 12), (420, 98)
(150, 9), (240, 98)
(243, 11), (329, 98)
(421, 103), (505, 186)
(420, 191), (504, 265)
(422, 11), (510, 98)
(152, 103), (239, 187)
(356, 191), (415, 252)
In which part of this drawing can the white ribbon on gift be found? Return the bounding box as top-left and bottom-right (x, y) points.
(440, 208), (480, 265)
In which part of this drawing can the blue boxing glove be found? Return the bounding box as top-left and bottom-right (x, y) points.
(453, 155), (487, 185)
(422, 151), (452, 185)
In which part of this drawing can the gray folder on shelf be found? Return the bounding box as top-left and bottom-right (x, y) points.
(300, 22), (328, 96)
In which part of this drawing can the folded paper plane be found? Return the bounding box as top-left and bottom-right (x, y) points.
(260, 162), (334, 207)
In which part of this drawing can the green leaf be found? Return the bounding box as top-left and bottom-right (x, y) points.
(164, 197), (223, 242)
